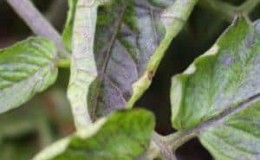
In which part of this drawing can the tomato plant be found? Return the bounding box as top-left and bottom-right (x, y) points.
(1, 0), (260, 159)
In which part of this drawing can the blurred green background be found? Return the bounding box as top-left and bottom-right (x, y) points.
(0, 0), (259, 159)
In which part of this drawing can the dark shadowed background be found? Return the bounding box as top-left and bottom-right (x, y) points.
(0, 0), (259, 159)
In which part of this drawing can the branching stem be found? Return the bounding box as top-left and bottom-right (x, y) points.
(152, 133), (177, 160)
(163, 93), (260, 151)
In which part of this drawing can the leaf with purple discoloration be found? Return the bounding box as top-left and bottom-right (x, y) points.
(63, 0), (197, 119)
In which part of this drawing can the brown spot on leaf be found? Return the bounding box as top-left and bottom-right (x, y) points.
(148, 70), (155, 80)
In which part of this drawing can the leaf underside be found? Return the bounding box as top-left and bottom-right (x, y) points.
(170, 17), (260, 159)
(34, 109), (155, 160)
(0, 38), (58, 113)
(63, 0), (176, 118)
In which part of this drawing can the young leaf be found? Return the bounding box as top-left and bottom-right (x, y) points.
(170, 18), (260, 159)
(34, 109), (155, 160)
(0, 38), (58, 113)
(63, 0), (197, 118)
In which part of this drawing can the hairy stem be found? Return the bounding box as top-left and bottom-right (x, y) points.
(152, 133), (177, 160)
(6, 0), (69, 58)
(57, 59), (71, 68)
(164, 93), (260, 151)
(67, 0), (99, 132)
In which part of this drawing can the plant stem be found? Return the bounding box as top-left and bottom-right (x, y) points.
(6, 0), (69, 58)
(199, 0), (260, 22)
(57, 59), (71, 68)
(199, 0), (235, 21)
(163, 129), (197, 151)
(67, 0), (99, 132)
(152, 133), (177, 160)
(238, 0), (260, 14)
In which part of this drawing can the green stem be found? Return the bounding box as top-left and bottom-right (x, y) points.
(127, 0), (198, 108)
(57, 59), (71, 68)
(238, 0), (260, 14)
(163, 130), (197, 151)
(152, 133), (177, 159)
(199, 0), (260, 22)
(199, 0), (235, 21)
(67, 0), (99, 132)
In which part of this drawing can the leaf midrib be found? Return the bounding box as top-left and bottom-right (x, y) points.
(201, 32), (257, 123)
(91, 4), (128, 118)
(170, 93), (260, 150)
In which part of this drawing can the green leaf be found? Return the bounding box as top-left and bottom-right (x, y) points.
(63, 0), (197, 118)
(170, 17), (260, 159)
(200, 101), (260, 160)
(0, 37), (58, 113)
(171, 17), (260, 129)
(34, 109), (155, 160)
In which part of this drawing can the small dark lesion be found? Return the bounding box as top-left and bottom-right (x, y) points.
(148, 70), (155, 80)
